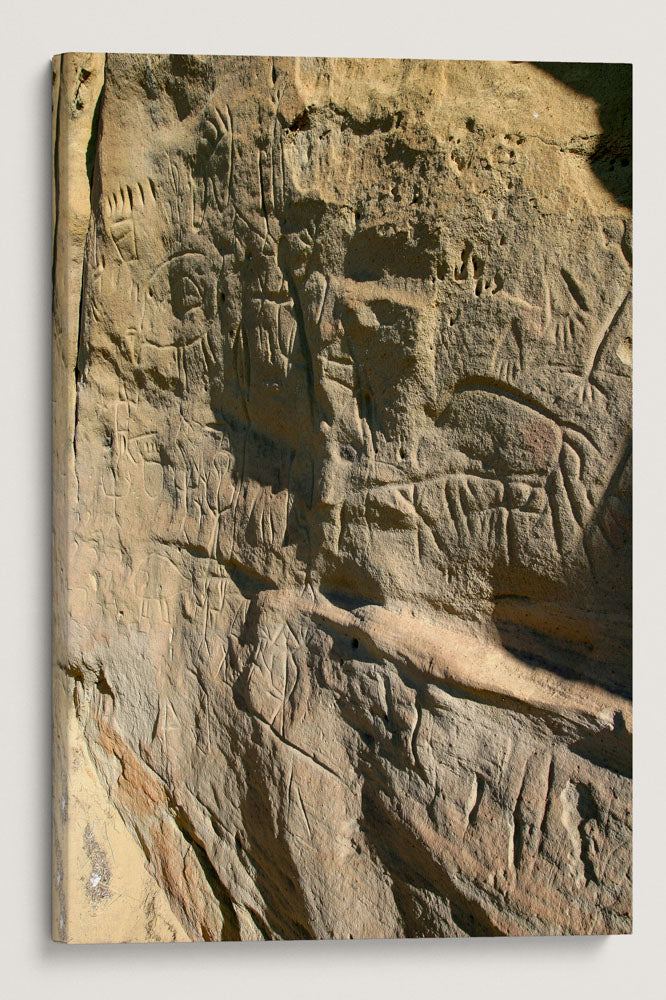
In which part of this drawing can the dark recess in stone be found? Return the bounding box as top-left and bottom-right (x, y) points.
(533, 62), (632, 209)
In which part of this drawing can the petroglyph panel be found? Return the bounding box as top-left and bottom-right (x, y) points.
(54, 55), (632, 940)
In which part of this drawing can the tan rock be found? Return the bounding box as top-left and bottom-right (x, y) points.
(53, 55), (632, 941)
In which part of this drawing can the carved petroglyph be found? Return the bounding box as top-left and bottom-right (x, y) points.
(57, 56), (632, 941)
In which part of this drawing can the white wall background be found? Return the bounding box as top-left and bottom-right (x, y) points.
(1, 2), (663, 996)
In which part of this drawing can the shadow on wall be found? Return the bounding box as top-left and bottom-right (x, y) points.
(532, 62), (632, 209)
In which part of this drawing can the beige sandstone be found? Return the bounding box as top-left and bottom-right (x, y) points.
(53, 54), (632, 941)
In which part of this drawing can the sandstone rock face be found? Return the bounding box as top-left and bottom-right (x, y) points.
(53, 55), (632, 941)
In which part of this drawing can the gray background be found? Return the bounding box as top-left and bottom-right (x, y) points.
(0, 1), (662, 995)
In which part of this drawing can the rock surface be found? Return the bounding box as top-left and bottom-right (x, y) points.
(53, 54), (632, 941)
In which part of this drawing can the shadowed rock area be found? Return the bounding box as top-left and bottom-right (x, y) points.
(53, 54), (632, 941)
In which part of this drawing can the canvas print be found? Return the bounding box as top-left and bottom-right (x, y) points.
(52, 54), (632, 942)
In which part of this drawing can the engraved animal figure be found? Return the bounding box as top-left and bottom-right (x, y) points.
(432, 382), (595, 560)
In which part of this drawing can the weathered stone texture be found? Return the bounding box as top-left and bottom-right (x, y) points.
(53, 55), (632, 941)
